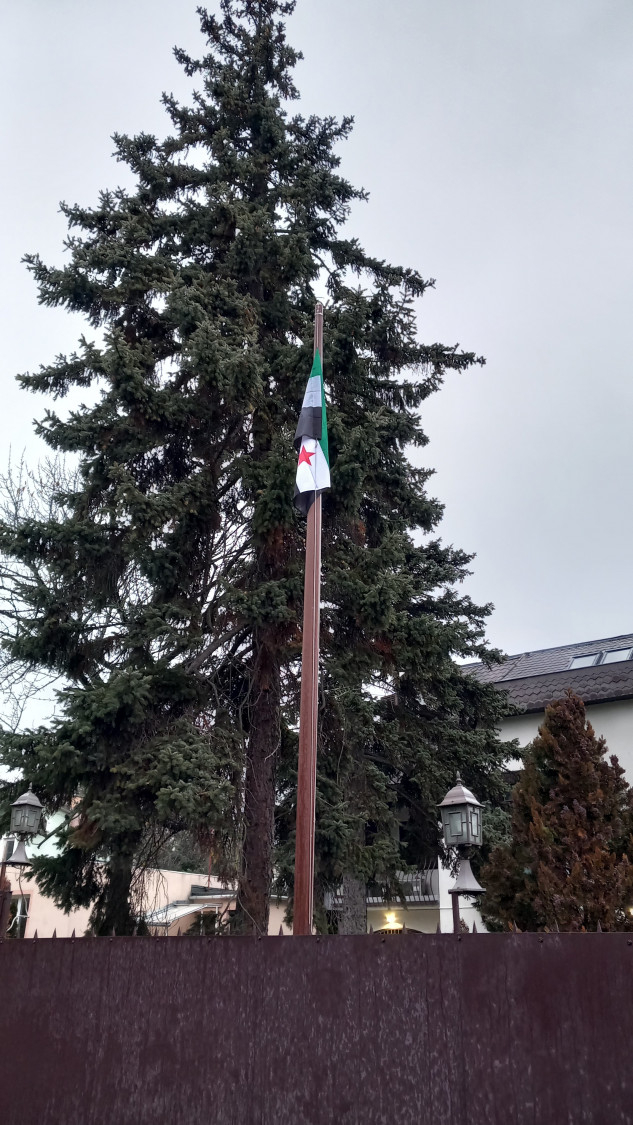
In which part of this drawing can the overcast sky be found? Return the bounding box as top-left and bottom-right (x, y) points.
(2, 0), (633, 659)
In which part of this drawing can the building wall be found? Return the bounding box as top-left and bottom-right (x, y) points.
(5, 867), (220, 939)
(365, 871), (486, 934)
(500, 697), (633, 778)
(366, 903), (440, 933)
(1, 856), (293, 937)
(7, 858), (485, 936)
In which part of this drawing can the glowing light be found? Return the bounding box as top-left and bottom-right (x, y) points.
(385, 912), (397, 927)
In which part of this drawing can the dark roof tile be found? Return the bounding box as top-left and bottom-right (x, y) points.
(464, 632), (633, 684)
(465, 632), (633, 711)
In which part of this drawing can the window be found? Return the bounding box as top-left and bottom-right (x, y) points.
(601, 648), (633, 664)
(569, 648), (633, 670)
(7, 895), (30, 940)
(569, 653), (599, 669)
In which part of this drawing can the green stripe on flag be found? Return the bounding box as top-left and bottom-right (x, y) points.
(315, 350), (329, 467)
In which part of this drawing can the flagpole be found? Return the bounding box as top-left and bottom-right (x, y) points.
(293, 302), (323, 936)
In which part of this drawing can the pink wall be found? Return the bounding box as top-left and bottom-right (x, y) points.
(8, 868), (292, 937)
(13, 867), (210, 938)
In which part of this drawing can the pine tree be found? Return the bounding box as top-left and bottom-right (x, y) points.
(481, 691), (633, 932)
(0, 1), (512, 934)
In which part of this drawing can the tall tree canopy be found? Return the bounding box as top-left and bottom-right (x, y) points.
(0, 0), (510, 934)
(482, 691), (633, 933)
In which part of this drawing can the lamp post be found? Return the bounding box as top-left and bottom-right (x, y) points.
(0, 786), (44, 938)
(438, 775), (485, 933)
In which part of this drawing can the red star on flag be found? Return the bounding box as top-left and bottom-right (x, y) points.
(298, 445), (315, 467)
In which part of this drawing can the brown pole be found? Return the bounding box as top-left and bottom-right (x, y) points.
(451, 891), (460, 935)
(293, 302), (324, 936)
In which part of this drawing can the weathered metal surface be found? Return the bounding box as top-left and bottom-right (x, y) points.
(2, 933), (633, 1124)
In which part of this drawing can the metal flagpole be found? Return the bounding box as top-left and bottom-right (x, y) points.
(293, 302), (324, 936)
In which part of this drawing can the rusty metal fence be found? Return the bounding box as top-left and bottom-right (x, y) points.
(2, 931), (633, 1124)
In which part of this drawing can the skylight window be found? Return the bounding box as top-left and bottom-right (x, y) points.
(569, 653), (599, 669)
(601, 648), (633, 664)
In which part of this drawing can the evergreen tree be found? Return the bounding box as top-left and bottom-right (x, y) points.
(154, 829), (213, 874)
(0, 0), (512, 934)
(481, 691), (633, 932)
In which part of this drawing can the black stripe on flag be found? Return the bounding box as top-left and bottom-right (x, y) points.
(293, 405), (322, 451)
(293, 482), (318, 516)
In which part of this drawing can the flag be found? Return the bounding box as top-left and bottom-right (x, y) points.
(294, 349), (330, 514)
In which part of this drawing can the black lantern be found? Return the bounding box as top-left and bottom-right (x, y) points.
(439, 775), (485, 932)
(438, 774), (483, 848)
(10, 788), (44, 838)
(451, 857), (484, 897)
(5, 839), (30, 867)
(6, 787), (44, 867)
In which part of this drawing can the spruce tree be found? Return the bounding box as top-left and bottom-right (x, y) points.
(481, 691), (633, 932)
(0, 0), (511, 934)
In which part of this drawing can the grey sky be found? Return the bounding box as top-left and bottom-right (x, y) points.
(2, 0), (632, 659)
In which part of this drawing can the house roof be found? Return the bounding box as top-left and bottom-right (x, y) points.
(145, 892), (235, 930)
(465, 632), (633, 713)
(144, 901), (218, 929)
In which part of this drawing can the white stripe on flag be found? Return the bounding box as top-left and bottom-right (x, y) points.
(295, 438), (330, 494)
(301, 376), (322, 409)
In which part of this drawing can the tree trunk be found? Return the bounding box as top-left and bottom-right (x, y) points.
(338, 873), (367, 935)
(94, 846), (136, 935)
(236, 631), (280, 934)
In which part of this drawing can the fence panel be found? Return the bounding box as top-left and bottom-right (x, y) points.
(1, 932), (632, 1125)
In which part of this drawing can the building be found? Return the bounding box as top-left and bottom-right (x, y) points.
(143, 879), (288, 936)
(3, 854), (473, 936)
(2, 864), (243, 939)
(10, 632), (631, 938)
(467, 631), (633, 776)
(2, 828), (479, 936)
(0, 807), (287, 937)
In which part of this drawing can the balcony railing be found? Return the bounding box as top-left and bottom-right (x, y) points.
(327, 864), (439, 910)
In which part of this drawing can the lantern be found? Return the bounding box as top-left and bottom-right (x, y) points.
(5, 839), (30, 867)
(9, 788), (44, 839)
(438, 774), (483, 848)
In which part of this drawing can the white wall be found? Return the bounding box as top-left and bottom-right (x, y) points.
(366, 903), (440, 934)
(500, 697), (633, 779)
